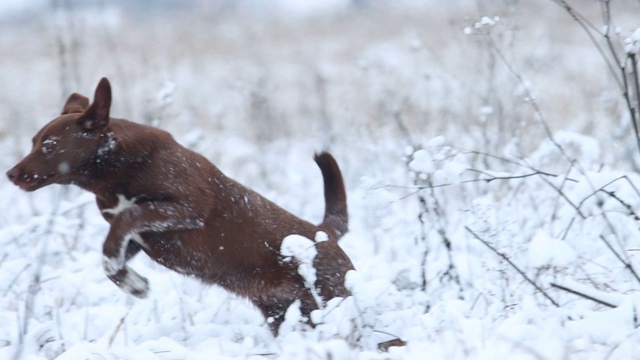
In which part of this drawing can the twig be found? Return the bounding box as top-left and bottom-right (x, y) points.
(461, 149), (579, 181)
(404, 147), (640, 286)
(550, 0), (622, 88)
(466, 168), (571, 183)
(550, 161), (579, 225)
(417, 193), (429, 292)
(550, 282), (620, 308)
(465, 226), (560, 307)
(535, 170), (640, 283)
(14, 255), (45, 360)
(108, 315), (127, 347)
(13, 190), (63, 360)
(630, 51), (640, 135)
(55, 302), (66, 354)
(481, 29), (571, 164)
(552, 0), (640, 157)
(600, 0), (624, 85)
(427, 179), (463, 299)
(578, 175), (640, 220)
(395, 168), (577, 200)
(3, 264), (31, 297)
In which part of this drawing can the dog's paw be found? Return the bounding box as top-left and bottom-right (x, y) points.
(102, 255), (124, 276)
(120, 270), (150, 299)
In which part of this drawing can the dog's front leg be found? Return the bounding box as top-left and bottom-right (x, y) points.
(107, 266), (150, 298)
(104, 241), (149, 298)
(101, 202), (204, 297)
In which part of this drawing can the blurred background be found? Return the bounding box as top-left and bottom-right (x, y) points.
(2, 0), (638, 175)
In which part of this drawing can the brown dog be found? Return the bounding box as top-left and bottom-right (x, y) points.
(6, 78), (354, 334)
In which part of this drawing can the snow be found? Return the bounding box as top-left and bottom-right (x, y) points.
(41, 136), (60, 155)
(281, 235), (320, 291)
(272, 0), (351, 17)
(96, 133), (118, 158)
(528, 231), (576, 268)
(625, 28), (640, 55)
(3, 1), (640, 359)
(156, 81), (176, 107)
(408, 149), (433, 174)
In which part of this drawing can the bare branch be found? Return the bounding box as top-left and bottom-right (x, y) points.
(108, 315), (127, 347)
(465, 226), (560, 307)
(551, 0), (640, 157)
(466, 168), (566, 183)
(550, 0), (622, 89)
(550, 281), (621, 308)
(476, 28), (573, 166)
(577, 175), (640, 220)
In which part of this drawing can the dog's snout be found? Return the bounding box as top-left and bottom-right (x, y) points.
(6, 167), (19, 183)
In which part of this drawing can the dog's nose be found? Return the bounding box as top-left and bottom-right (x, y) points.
(6, 167), (19, 183)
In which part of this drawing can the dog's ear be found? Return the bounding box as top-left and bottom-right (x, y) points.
(77, 77), (112, 131)
(61, 93), (89, 115)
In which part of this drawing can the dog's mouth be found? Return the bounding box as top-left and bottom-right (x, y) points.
(9, 171), (57, 192)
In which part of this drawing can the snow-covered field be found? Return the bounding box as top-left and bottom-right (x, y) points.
(2, 0), (640, 358)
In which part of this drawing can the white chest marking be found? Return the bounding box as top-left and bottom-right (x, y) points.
(102, 194), (137, 216)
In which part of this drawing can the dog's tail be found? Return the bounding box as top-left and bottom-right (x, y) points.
(314, 152), (348, 240)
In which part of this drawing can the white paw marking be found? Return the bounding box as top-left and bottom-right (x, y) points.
(120, 270), (149, 298)
(102, 194), (137, 216)
(103, 255), (123, 276)
(103, 232), (148, 277)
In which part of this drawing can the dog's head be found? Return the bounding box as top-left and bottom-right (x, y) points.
(6, 78), (114, 191)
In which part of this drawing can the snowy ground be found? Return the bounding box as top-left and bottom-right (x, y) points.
(2, 0), (640, 359)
